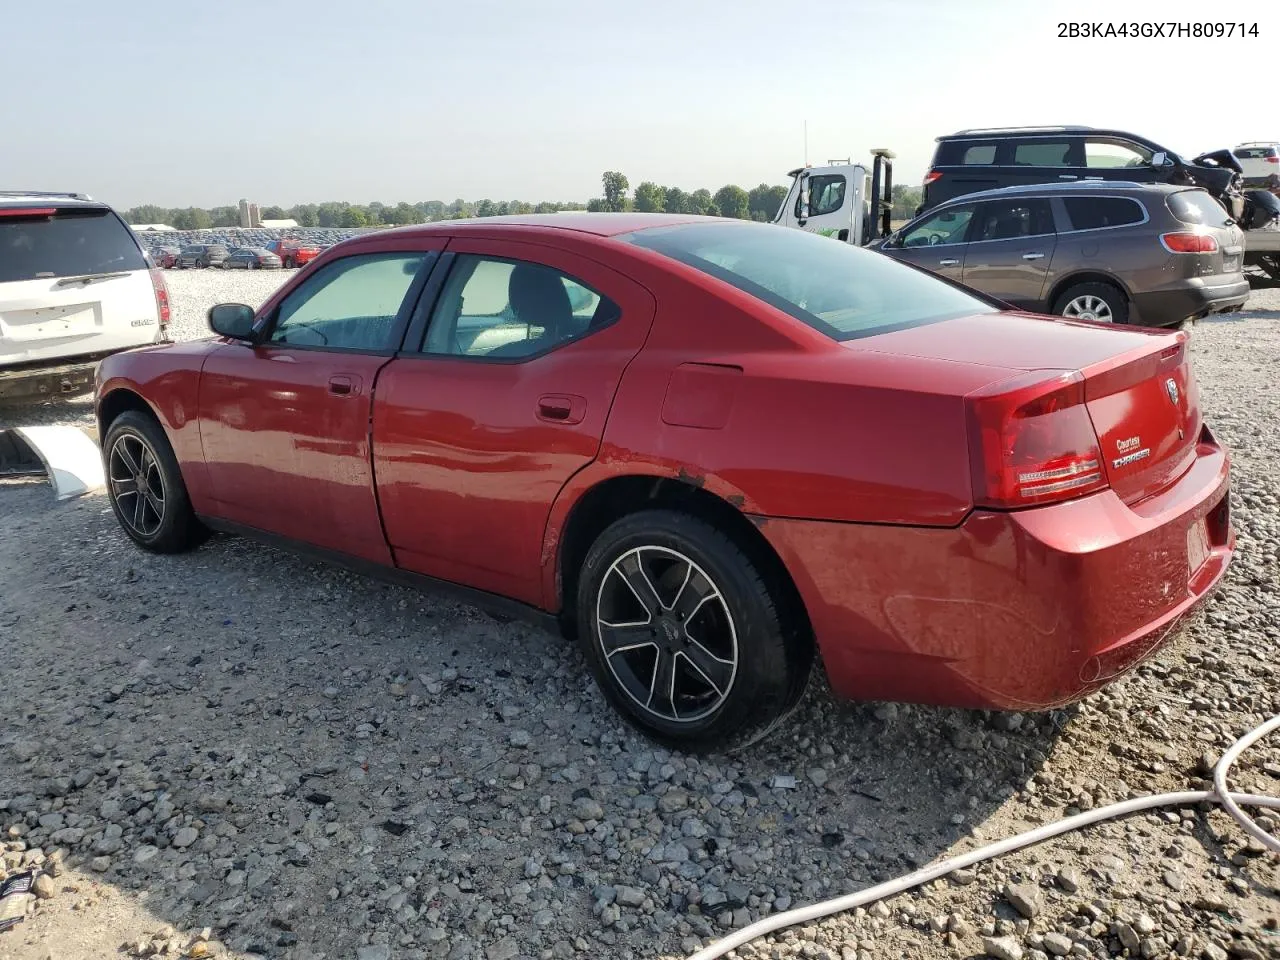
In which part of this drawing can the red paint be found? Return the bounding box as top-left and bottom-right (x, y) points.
(96, 213), (1235, 714)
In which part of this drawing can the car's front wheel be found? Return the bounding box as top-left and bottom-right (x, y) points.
(576, 509), (810, 753)
(1053, 281), (1129, 324)
(104, 410), (208, 554)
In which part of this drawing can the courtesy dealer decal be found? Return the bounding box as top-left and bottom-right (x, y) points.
(1113, 436), (1150, 469)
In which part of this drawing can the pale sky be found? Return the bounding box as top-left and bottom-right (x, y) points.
(2, 0), (1273, 209)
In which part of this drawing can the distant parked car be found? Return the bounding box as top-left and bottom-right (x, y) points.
(177, 244), (229, 269)
(875, 182), (1248, 327)
(267, 238), (321, 268)
(1233, 143), (1280, 186)
(221, 247), (282, 270)
(150, 245), (181, 269)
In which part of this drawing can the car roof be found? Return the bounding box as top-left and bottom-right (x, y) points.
(0, 192), (107, 211)
(938, 126), (1138, 141)
(372, 212), (716, 240)
(927, 180), (1193, 207)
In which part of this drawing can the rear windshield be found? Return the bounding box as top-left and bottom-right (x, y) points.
(0, 208), (146, 283)
(1234, 147), (1277, 159)
(621, 222), (995, 341)
(1167, 191), (1234, 227)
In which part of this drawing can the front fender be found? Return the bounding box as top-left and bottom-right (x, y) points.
(96, 340), (219, 511)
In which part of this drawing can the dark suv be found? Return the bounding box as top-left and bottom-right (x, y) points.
(177, 243), (229, 269)
(918, 126), (1239, 216)
(875, 181), (1248, 327)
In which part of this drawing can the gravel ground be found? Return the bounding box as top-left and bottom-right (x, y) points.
(1, 272), (1277, 960)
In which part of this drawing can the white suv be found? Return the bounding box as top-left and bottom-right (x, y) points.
(1233, 142), (1280, 186)
(0, 192), (170, 404)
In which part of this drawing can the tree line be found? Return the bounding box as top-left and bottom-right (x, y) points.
(122, 176), (923, 230)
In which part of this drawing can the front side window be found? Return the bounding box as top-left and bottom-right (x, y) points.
(1085, 139), (1151, 168)
(622, 221), (995, 342)
(1013, 140), (1074, 166)
(1062, 196), (1146, 231)
(422, 255), (620, 359)
(973, 199), (1055, 241)
(795, 175), (846, 217)
(901, 206), (975, 247)
(268, 252), (427, 351)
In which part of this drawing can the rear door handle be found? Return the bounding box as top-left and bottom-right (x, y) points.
(537, 394), (586, 424)
(1058, 175), (1078, 180)
(938, 258), (960, 267)
(1022, 252), (1045, 261)
(328, 375), (360, 397)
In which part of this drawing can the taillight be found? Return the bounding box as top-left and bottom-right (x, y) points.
(966, 371), (1108, 510)
(149, 267), (170, 332)
(1160, 232), (1219, 254)
(923, 170), (944, 185)
(1266, 156), (1279, 164)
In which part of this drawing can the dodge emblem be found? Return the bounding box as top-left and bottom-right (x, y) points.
(1165, 378), (1180, 406)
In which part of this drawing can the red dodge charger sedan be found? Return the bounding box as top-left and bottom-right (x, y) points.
(95, 213), (1234, 750)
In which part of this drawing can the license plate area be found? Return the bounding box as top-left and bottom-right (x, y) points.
(1187, 516), (1211, 574)
(1222, 256), (1239, 273)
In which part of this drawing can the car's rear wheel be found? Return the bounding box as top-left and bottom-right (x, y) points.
(104, 411), (208, 554)
(1053, 281), (1129, 325)
(576, 509), (810, 753)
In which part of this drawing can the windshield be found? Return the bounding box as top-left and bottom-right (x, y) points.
(621, 222), (995, 340)
(0, 208), (146, 282)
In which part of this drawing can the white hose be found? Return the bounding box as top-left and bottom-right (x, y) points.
(688, 714), (1280, 960)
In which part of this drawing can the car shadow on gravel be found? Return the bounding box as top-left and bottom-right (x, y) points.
(0, 485), (1074, 960)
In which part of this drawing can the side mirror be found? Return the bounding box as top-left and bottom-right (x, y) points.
(208, 303), (257, 341)
(1151, 151), (1170, 167)
(798, 175), (811, 222)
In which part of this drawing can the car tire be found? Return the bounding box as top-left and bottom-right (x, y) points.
(104, 410), (209, 554)
(576, 509), (811, 753)
(1053, 281), (1129, 325)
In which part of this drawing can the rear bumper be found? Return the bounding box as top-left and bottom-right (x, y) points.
(760, 434), (1233, 711)
(1131, 276), (1250, 325)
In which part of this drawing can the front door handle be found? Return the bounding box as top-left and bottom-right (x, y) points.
(1058, 175), (1078, 180)
(1022, 252), (1045, 261)
(938, 258), (960, 267)
(328, 375), (360, 397)
(537, 394), (586, 424)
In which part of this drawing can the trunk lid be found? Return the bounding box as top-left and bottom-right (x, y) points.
(1080, 337), (1200, 505)
(852, 311), (1199, 504)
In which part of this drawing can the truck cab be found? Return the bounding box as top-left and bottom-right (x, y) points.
(773, 150), (895, 245)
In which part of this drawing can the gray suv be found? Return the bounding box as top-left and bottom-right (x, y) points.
(874, 182), (1249, 327)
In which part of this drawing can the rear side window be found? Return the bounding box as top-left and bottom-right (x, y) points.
(0, 208), (145, 283)
(935, 140), (998, 165)
(1167, 191), (1233, 227)
(1062, 197), (1145, 231)
(621, 221), (996, 342)
(1013, 141), (1073, 166)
